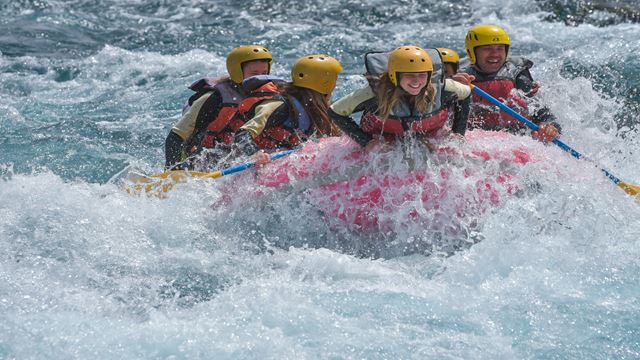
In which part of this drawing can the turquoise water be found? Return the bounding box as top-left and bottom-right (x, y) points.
(2, 0), (640, 358)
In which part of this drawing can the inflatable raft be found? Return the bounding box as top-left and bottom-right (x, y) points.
(216, 130), (539, 233)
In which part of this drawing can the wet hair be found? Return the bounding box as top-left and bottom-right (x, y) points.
(278, 82), (342, 137)
(375, 73), (436, 120)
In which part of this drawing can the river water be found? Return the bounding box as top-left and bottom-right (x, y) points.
(1, 0), (640, 358)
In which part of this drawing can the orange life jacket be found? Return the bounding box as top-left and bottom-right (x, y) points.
(197, 80), (245, 149)
(237, 80), (312, 150)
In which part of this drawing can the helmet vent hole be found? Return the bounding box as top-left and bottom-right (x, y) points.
(299, 73), (304, 78)
(410, 59), (414, 62)
(253, 49), (259, 52)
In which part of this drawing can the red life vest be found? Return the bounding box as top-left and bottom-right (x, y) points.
(199, 81), (245, 149)
(462, 58), (533, 130)
(254, 127), (304, 150)
(237, 82), (310, 150)
(360, 49), (451, 141)
(360, 108), (450, 141)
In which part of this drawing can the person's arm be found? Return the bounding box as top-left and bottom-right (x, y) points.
(444, 79), (471, 100)
(165, 130), (185, 167)
(515, 69), (537, 96)
(442, 80), (471, 136)
(165, 92), (216, 167)
(514, 72), (562, 132)
(191, 90), (224, 142)
(233, 130), (260, 156)
(328, 109), (372, 147)
(329, 87), (377, 147)
(451, 96), (470, 136)
(531, 107), (561, 131)
(234, 100), (286, 156)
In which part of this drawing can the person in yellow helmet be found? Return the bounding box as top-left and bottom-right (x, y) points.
(436, 48), (460, 78)
(233, 54), (343, 163)
(329, 45), (471, 151)
(164, 44), (273, 168)
(458, 24), (560, 142)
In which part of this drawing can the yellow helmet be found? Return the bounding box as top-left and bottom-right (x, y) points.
(465, 24), (510, 64)
(436, 48), (460, 64)
(387, 46), (433, 86)
(226, 45), (273, 84)
(291, 54), (343, 95)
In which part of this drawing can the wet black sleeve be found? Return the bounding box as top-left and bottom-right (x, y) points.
(233, 130), (259, 156)
(531, 107), (562, 133)
(165, 130), (185, 167)
(191, 90), (224, 143)
(451, 96), (470, 136)
(515, 71), (562, 132)
(328, 108), (372, 147)
(263, 102), (292, 128)
(515, 70), (536, 95)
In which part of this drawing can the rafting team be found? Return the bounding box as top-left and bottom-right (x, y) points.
(164, 24), (562, 170)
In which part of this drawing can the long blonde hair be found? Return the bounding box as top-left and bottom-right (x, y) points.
(279, 82), (342, 136)
(375, 73), (436, 120)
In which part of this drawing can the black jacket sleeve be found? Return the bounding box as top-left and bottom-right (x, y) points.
(451, 96), (470, 136)
(188, 90), (224, 148)
(514, 70), (536, 95)
(165, 130), (185, 167)
(531, 107), (562, 133)
(233, 130), (260, 156)
(263, 102), (292, 128)
(328, 109), (372, 147)
(515, 71), (561, 133)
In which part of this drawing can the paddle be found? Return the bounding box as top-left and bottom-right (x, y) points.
(470, 84), (640, 196)
(127, 149), (299, 195)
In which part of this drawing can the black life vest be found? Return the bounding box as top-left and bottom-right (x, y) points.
(460, 57), (534, 130)
(180, 78), (246, 149)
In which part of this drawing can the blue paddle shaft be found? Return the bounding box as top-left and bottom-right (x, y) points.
(220, 149), (298, 176)
(471, 85), (622, 185)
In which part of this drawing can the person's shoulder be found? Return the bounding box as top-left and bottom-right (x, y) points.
(458, 58), (473, 73)
(255, 98), (286, 112)
(331, 86), (375, 107)
(352, 85), (376, 98)
(507, 56), (534, 70)
(242, 75), (285, 93)
(330, 86), (375, 117)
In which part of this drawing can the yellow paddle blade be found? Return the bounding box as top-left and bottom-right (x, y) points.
(124, 170), (223, 196)
(150, 170), (223, 181)
(618, 181), (640, 197)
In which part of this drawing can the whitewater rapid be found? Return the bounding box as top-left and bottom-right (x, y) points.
(2, 0), (640, 358)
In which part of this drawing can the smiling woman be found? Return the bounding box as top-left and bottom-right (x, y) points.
(329, 45), (471, 151)
(398, 72), (430, 96)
